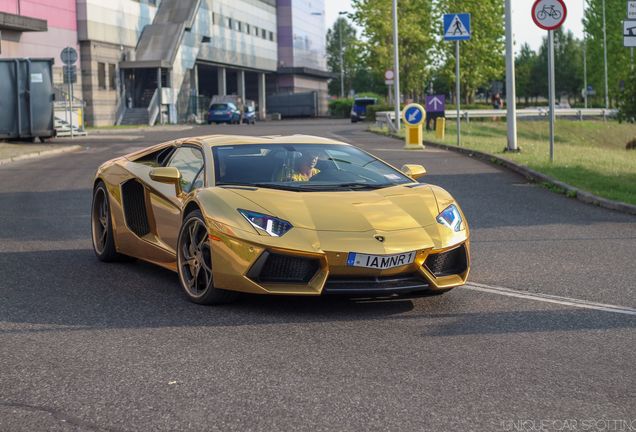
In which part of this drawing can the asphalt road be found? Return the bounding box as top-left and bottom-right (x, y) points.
(1, 119), (634, 431)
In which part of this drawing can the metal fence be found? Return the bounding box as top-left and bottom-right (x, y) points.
(376, 108), (617, 127)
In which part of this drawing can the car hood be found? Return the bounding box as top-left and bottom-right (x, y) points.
(227, 185), (442, 232)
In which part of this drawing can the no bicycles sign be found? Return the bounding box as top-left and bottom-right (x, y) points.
(532, 0), (567, 31)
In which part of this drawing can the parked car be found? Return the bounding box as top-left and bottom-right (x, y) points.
(242, 105), (256, 125)
(208, 103), (241, 124)
(350, 97), (377, 123)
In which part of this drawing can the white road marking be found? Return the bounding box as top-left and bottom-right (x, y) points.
(463, 282), (636, 316)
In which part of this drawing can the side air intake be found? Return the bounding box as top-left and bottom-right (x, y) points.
(121, 179), (150, 237)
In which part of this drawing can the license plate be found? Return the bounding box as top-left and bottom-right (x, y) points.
(347, 251), (416, 269)
(214, 111), (224, 115)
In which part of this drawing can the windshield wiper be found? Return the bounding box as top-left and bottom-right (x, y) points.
(336, 182), (388, 189)
(327, 157), (352, 164)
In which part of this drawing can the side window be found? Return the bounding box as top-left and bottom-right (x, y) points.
(166, 147), (205, 192)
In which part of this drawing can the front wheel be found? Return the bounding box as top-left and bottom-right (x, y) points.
(91, 182), (130, 262)
(177, 210), (238, 305)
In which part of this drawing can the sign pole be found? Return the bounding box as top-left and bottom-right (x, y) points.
(548, 29), (555, 162)
(68, 65), (74, 138)
(65, 69), (70, 133)
(532, 0), (566, 162)
(583, 39), (588, 107)
(455, 40), (460, 147)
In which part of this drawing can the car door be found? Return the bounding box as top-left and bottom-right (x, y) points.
(148, 144), (206, 254)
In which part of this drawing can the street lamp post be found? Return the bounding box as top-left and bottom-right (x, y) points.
(602, 0), (609, 109)
(338, 11), (347, 98)
(583, 0), (588, 108)
(392, 0), (400, 130)
(504, 0), (518, 151)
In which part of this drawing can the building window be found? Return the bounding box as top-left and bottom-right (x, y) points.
(245, 24), (250, 34)
(269, 31), (274, 41)
(261, 28), (266, 39)
(97, 62), (106, 89)
(212, 12), (216, 25)
(227, 18), (232, 28)
(109, 64), (117, 90)
(253, 26), (258, 36)
(236, 21), (241, 31)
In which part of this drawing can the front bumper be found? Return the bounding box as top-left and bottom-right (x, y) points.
(209, 225), (470, 296)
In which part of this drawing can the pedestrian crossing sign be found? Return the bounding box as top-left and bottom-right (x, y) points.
(444, 13), (471, 41)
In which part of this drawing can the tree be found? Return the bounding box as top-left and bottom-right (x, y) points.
(617, 72), (636, 123)
(351, 0), (436, 100)
(584, 0), (632, 107)
(326, 17), (361, 97)
(531, 29), (584, 104)
(516, 43), (538, 104)
(553, 30), (583, 104)
(437, 0), (505, 104)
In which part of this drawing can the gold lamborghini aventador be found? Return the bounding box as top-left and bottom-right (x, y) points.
(91, 135), (470, 304)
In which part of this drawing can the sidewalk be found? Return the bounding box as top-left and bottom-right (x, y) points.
(86, 124), (195, 135)
(0, 142), (82, 166)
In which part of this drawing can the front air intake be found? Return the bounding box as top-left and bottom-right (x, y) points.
(424, 244), (467, 277)
(248, 252), (320, 284)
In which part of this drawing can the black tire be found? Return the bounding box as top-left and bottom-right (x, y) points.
(177, 210), (239, 305)
(91, 181), (129, 262)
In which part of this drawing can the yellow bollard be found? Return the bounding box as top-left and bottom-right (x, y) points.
(435, 117), (445, 139)
(402, 103), (425, 150)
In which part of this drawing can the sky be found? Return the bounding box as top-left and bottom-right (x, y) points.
(324, 0), (585, 53)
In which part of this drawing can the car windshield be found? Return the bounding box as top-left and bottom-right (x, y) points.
(210, 104), (229, 110)
(213, 144), (413, 191)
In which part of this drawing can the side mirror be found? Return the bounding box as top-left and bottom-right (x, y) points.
(401, 164), (427, 180)
(150, 167), (183, 195)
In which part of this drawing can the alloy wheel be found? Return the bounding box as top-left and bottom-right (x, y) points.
(92, 187), (109, 254)
(178, 217), (213, 298)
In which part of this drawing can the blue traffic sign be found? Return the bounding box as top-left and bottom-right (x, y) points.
(425, 95), (446, 113)
(402, 104), (426, 126)
(444, 13), (471, 41)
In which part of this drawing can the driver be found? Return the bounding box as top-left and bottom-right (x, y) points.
(290, 150), (320, 181)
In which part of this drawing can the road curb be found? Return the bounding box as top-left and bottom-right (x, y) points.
(372, 129), (636, 216)
(0, 145), (83, 167)
(87, 125), (194, 135)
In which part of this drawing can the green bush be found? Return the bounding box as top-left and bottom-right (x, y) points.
(366, 104), (403, 122)
(328, 98), (354, 118)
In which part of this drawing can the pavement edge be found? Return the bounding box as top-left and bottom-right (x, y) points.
(370, 129), (636, 216)
(0, 145), (83, 167)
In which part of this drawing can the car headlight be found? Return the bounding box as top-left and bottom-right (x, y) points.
(238, 209), (293, 237)
(436, 204), (464, 232)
